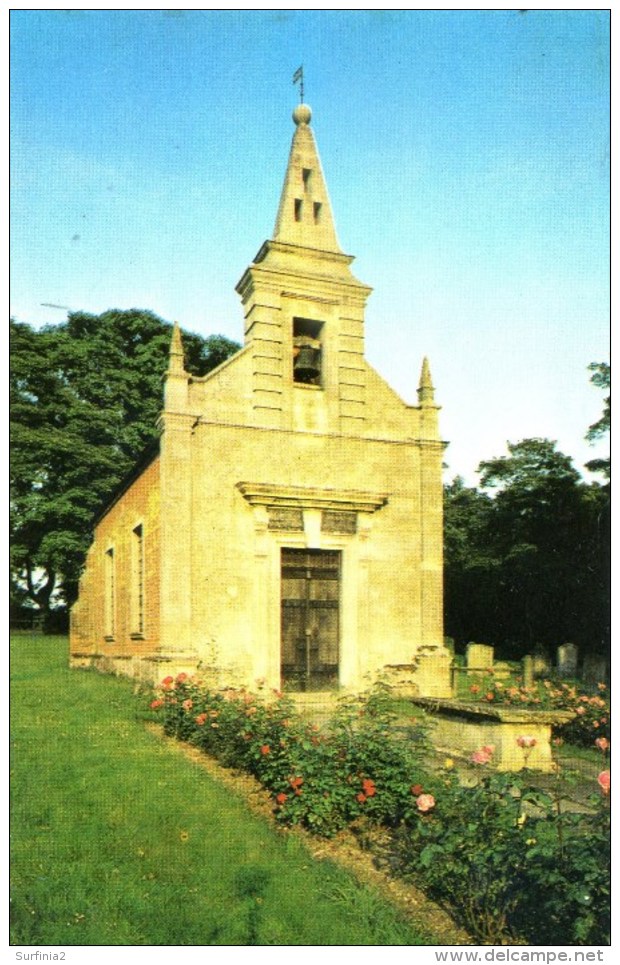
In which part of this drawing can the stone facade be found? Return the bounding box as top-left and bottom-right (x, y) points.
(70, 104), (450, 696)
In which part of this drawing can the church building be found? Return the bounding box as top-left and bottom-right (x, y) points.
(70, 103), (451, 697)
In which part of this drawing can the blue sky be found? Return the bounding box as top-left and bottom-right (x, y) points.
(10, 8), (610, 483)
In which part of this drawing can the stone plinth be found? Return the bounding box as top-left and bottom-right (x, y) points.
(412, 698), (575, 772)
(414, 649), (453, 698)
(382, 650), (453, 699)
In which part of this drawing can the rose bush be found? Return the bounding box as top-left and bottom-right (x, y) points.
(393, 747), (610, 945)
(149, 676), (433, 837)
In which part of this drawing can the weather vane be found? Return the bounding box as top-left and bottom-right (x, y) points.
(292, 65), (304, 103)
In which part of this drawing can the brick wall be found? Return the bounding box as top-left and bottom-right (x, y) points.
(70, 456), (161, 663)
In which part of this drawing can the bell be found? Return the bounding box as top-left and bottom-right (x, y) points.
(294, 345), (321, 382)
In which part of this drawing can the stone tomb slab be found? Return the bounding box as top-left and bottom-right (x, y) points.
(411, 698), (575, 772)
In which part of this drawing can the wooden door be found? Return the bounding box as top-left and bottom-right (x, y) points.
(281, 549), (340, 690)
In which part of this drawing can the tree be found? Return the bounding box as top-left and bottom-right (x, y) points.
(477, 438), (607, 657)
(10, 310), (239, 622)
(443, 477), (501, 647)
(585, 362), (610, 479)
(444, 437), (610, 660)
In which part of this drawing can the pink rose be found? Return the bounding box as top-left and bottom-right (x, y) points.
(597, 771), (610, 795)
(595, 737), (610, 752)
(517, 735), (537, 749)
(416, 793), (436, 813)
(471, 747), (493, 765)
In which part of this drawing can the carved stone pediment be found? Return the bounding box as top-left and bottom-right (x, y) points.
(235, 482), (388, 514)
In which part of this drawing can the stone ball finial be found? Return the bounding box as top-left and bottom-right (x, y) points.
(293, 103), (312, 126)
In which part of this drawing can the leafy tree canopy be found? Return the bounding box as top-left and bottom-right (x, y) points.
(585, 361), (610, 479)
(445, 434), (609, 659)
(10, 309), (239, 617)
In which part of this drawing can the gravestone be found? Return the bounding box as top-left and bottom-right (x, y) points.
(494, 661), (511, 680)
(582, 653), (609, 686)
(466, 643), (494, 671)
(557, 642), (578, 677)
(532, 653), (551, 678)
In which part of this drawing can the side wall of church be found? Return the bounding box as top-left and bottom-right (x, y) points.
(70, 455), (161, 678)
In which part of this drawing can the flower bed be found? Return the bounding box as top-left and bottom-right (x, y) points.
(148, 674), (610, 945)
(151, 675), (433, 837)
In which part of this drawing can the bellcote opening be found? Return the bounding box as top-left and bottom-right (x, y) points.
(293, 317), (323, 386)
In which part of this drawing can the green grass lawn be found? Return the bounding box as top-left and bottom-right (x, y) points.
(10, 633), (432, 946)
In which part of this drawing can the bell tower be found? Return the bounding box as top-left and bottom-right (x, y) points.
(272, 103), (341, 253)
(235, 104), (372, 433)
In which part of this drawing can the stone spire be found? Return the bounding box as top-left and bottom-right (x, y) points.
(163, 321), (189, 412)
(417, 356), (435, 406)
(273, 104), (341, 252)
(168, 321), (185, 375)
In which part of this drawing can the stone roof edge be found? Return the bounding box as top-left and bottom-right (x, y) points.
(91, 439), (160, 529)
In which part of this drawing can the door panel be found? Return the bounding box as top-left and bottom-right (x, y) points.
(281, 548), (340, 691)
